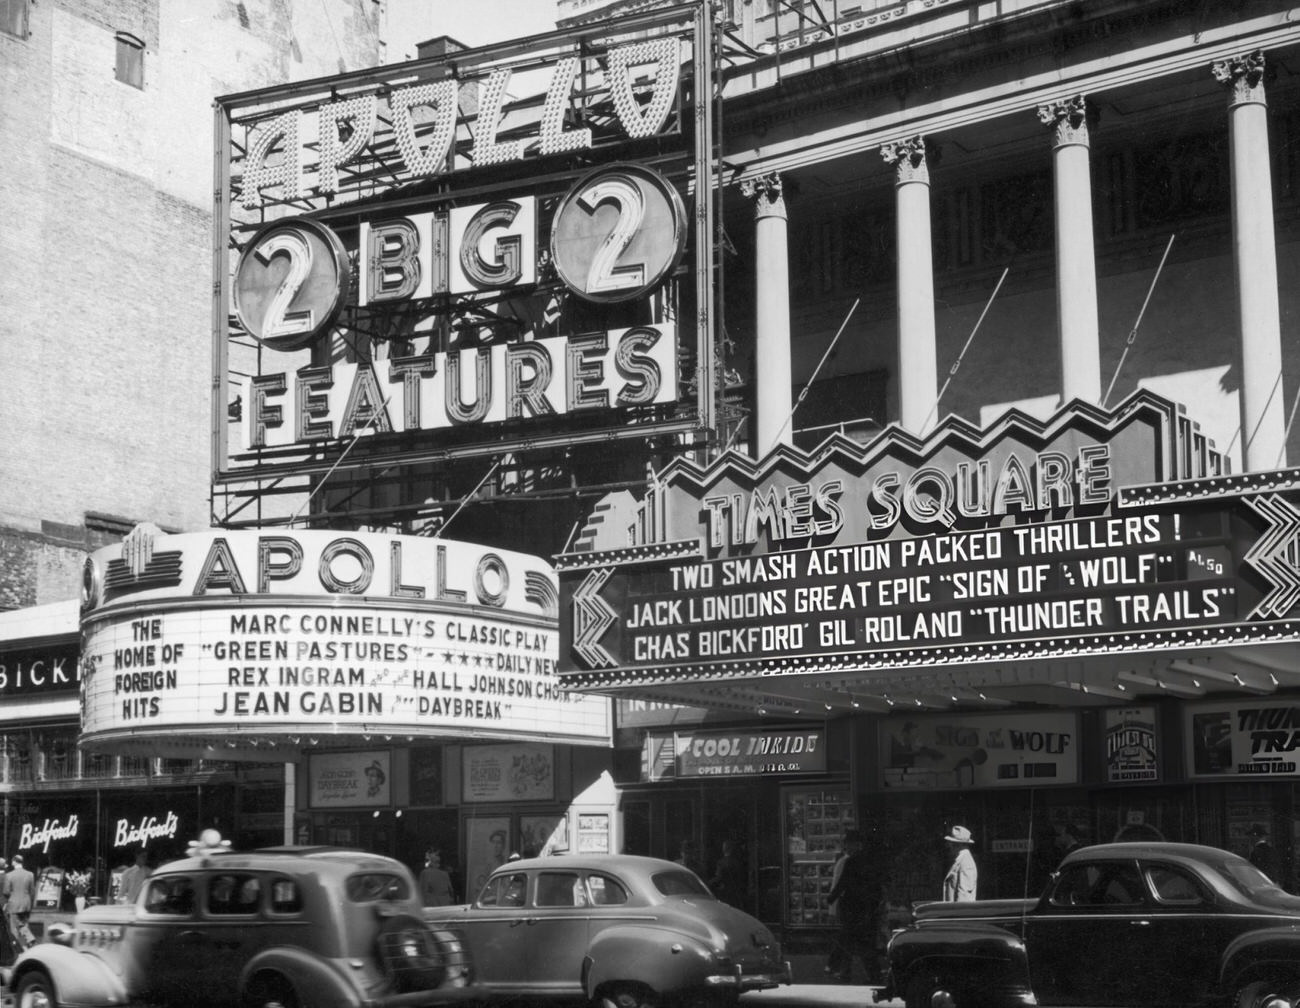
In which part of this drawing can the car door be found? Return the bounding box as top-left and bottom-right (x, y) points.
(1025, 860), (1151, 1005)
(138, 874), (202, 1005)
(522, 869), (591, 997)
(152, 870), (263, 1006)
(465, 870), (533, 995)
(1134, 861), (1227, 1005)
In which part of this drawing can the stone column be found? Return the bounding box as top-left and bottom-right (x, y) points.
(1213, 51), (1287, 470)
(741, 173), (793, 455)
(1038, 95), (1101, 405)
(881, 137), (937, 435)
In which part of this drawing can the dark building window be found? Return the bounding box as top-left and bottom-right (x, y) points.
(115, 31), (144, 88)
(1, 0), (29, 39)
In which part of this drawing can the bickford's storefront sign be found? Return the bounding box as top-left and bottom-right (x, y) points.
(556, 391), (1300, 707)
(80, 530), (610, 757)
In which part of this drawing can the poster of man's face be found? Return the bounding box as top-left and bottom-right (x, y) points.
(465, 817), (510, 901)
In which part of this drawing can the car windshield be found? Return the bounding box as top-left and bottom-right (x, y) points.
(652, 869), (712, 898)
(346, 872), (410, 902)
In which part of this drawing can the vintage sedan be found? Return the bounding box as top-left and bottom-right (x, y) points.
(425, 853), (790, 1008)
(886, 841), (1300, 1008)
(6, 838), (475, 1008)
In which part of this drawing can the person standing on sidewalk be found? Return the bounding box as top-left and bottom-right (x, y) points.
(3, 853), (37, 950)
(826, 828), (883, 983)
(941, 826), (977, 902)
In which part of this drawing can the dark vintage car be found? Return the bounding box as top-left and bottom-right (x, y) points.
(425, 853), (790, 1008)
(5, 840), (475, 1008)
(886, 841), (1300, 1008)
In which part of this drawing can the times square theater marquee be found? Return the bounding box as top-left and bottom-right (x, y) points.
(558, 392), (1300, 724)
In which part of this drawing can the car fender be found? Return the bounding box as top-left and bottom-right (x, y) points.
(1220, 927), (1300, 989)
(888, 922), (1029, 1000)
(240, 943), (362, 1004)
(11, 943), (129, 1006)
(583, 920), (716, 998)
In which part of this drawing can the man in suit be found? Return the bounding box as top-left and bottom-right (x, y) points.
(3, 853), (37, 950)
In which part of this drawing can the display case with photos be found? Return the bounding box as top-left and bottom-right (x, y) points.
(783, 786), (855, 927)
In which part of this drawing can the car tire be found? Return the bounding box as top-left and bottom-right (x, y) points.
(906, 973), (959, 1008)
(244, 971), (299, 1008)
(16, 970), (58, 1008)
(376, 913), (447, 992)
(599, 981), (659, 1008)
(1236, 980), (1300, 1008)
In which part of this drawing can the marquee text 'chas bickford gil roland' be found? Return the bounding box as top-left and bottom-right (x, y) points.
(78, 530), (610, 755)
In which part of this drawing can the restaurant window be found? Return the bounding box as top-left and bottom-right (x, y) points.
(115, 31), (144, 88)
(1, 0), (29, 40)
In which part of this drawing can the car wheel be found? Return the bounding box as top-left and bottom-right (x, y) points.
(16, 970), (58, 1008)
(244, 971), (299, 1008)
(1236, 980), (1300, 1008)
(906, 973), (959, 1008)
(377, 913), (448, 992)
(599, 981), (658, 1008)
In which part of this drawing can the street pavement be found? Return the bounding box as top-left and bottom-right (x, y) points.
(743, 984), (887, 1007)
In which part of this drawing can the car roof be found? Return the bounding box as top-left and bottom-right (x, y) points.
(486, 853), (687, 875)
(156, 846), (408, 875)
(1060, 842), (1247, 865)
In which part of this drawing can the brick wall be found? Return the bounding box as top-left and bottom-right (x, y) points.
(0, 0), (384, 610)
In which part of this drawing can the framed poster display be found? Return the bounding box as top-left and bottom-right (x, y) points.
(465, 816), (510, 898)
(520, 813), (568, 857)
(463, 743), (555, 803)
(783, 786), (854, 927)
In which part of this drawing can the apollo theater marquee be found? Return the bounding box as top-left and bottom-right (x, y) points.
(212, 3), (717, 493)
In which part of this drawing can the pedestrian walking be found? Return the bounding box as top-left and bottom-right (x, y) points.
(0, 855), (12, 963)
(708, 839), (747, 909)
(941, 825), (977, 902)
(825, 828), (883, 983)
(674, 840), (705, 877)
(3, 854), (37, 950)
(1249, 824), (1276, 882)
(117, 849), (152, 905)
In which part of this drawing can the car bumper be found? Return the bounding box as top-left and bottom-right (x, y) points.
(706, 961), (793, 991)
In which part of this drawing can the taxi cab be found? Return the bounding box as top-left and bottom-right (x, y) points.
(6, 832), (474, 1008)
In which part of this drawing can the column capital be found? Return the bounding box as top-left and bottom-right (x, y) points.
(1037, 95), (1095, 148)
(881, 136), (930, 185)
(739, 172), (785, 219)
(1212, 50), (1267, 107)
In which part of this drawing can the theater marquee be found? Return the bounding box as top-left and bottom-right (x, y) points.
(214, 5), (716, 488)
(80, 530), (610, 757)
(557, 391), (1300, 699)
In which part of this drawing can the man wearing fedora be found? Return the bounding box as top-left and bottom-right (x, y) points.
(942, 825), (977, 902)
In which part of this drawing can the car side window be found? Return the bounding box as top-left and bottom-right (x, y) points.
(269, 876), (303, 914)
(587, 874), (628, 906)
(1051, 865), (1098, 906)
(1051, 864), (1144, 906)
(537, 872), (582, 907)
(1147, 865), (1203, 905)
(1092, 864), (1145, 905)
(143, 876), (195, 916)
(208, 873), (261, 915)
(479, 873), (528, 908)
